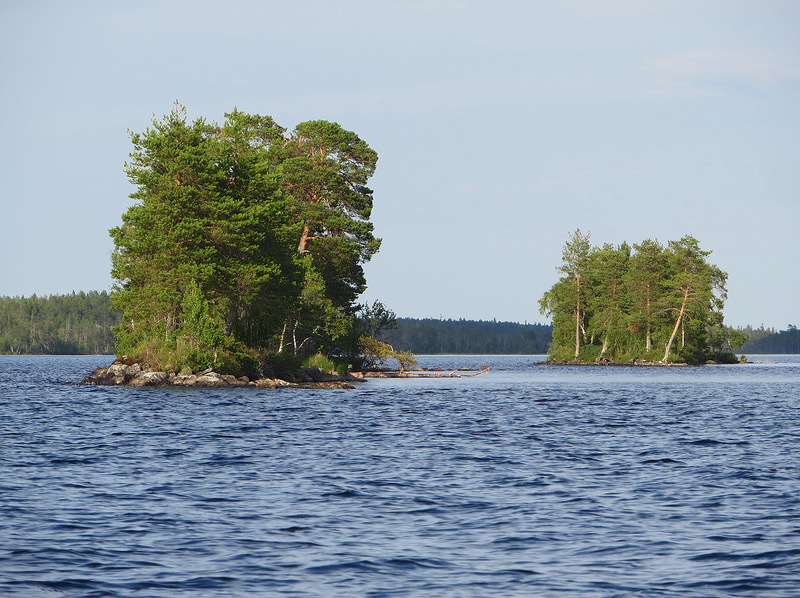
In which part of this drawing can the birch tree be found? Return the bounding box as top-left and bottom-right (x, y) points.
(539, 229), (592, 359)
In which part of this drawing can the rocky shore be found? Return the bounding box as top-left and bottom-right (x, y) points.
(533, 358), (734, 366)
(533, 358), (675, 366)
(82, 357), (361, 389)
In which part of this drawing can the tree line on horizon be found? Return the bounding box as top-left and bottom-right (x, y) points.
(381, 318), (552, 354)
(0, 291), (119, 355)
(0, 292), (795, 356)
(538, 230), (746, 363)
(0, 292), (551, 356)
(739, 324), (800, 354)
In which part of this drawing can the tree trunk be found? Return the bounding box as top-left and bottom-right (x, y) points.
(224, 308), (236, 336)
(645, 288), (652, 352)
(298, 224), (310, 254)
(662, 288), (689, 363)
(297, 224), (321, 254)
(574, 274), (581, 359)
(278, 321), (287, 354)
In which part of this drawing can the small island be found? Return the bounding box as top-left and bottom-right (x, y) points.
(97, 104), (395, 383)
(537, 229), (745, 365)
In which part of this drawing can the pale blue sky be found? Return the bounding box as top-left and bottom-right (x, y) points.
(1, 0), (798, 329)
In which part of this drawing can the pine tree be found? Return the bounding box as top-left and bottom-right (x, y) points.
(587, 242), (630, 357)
(660, 235), (727, 363)
(627, 239), (667, 355)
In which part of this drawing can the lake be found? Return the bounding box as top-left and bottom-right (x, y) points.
(1, 354), (799, 597)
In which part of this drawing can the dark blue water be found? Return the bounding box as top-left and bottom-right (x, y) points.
(2, 354), (799, 597)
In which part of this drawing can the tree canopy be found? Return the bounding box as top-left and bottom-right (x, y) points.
(539, 231), (740, 363)
(109, 104), (381, 376)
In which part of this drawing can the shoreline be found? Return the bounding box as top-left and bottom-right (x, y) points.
(533, 358), (746, 367)
(82, 359), (491, 387)
(82, 359), (360, 389)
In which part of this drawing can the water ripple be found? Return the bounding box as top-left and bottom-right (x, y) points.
(1, 355), (800, 596)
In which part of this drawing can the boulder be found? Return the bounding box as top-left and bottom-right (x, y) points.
(84, 361), (144, 385)
(222, 375), (250, 387)
(129, 371), (169, 386)
(170, 372), (229, 387)
(300, 366), (341, 383)
(194, 372), (229, 387)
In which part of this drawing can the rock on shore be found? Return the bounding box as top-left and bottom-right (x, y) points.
(533, 358), (689, 366)
(82, 358), (357, 389)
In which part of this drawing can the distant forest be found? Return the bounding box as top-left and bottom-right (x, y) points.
(382, 318), (553, 355)
(739, 325), (800, 354)
(0, 292), (119, 355)
(0, 292), (796, 355)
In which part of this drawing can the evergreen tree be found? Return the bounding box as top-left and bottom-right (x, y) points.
(627, 239), (667, 354)
(277, 120), (381, 355)
(212, 109), (302, 353)
(587, 242), (631, 357)
(660, 235), (727, 363)
(740, 325), (800, 353)
(111, 104), (224, 357)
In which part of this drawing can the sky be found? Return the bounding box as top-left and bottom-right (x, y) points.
(1, 0), (798, 330)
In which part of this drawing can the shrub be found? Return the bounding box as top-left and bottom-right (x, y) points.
(303, 353), (337, 373)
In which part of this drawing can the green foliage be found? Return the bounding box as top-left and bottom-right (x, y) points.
(393, 350), (418, 373)
(539, 232), (730, 363)
(577, 343), (603, 362)
(587, 242), (631, 357)
(359, 335), (393, 366)
(303, 352), (337, 373)
(0, 292), (120, 355)
(553, 228), (593, 359)
(709, 351), (740, 364)
(278, 119), (381, 356)
(109, 103), (381, 376)
(355, 300), (398, 339)
(359, 335), (417, 372)
(262, 351), (303, 379)
(328, 300), (399, 365)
